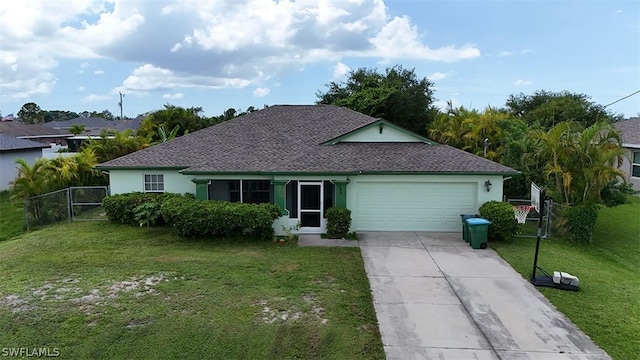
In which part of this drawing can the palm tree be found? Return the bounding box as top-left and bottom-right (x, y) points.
(69, 124), (86, 136)
(10, 158), (50, 201)
(531, 121), (626, 205)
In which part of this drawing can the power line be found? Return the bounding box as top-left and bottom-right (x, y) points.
(603, 90), (640, 108)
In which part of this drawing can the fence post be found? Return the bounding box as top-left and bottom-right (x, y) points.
(66, 188), (72, 223)
(546, 200), (553, 238)
(24, 200), (30, 231)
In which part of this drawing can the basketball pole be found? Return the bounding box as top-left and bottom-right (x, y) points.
(530, 189), (545, 282)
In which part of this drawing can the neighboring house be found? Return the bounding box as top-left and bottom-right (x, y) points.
(0, 122), (71, 145)
(0, 134), (50, 191)
(97, 105), (517, 234)
(613, 117), (640, 191)
(45, 116), (144, 151)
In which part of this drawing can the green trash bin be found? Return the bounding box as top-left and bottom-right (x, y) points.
(460, 214), (480, 243)
(466, 218), (491, 249)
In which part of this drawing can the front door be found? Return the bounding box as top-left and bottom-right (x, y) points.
(299, 182), (323, 232)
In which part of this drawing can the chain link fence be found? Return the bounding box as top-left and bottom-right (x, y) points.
(25, 186), (110, 230)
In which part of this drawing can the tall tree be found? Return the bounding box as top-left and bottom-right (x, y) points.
(506, 90), (617, 129)
(17, 102), (44, 124)
(428, 103), (508, 161)
(530, 121), (626, 205)
(43, 110), (79, 123)
(316, 65), (437, 135)
(138, 104), (208, 142)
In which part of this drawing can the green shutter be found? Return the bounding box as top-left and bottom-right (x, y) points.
(192, 179), (209, 200)
(271, 180), (288, 215)
(333, 180), (348, 208)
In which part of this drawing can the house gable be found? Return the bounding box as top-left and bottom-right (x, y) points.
(324, 120), (435, 145)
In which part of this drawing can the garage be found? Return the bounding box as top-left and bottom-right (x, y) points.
(355, 182), (478, 232)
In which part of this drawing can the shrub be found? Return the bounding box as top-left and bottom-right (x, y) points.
(160, 197), (277, 240)
(102, 192), (190, 225)
(134, 202), (162, 230)
(563, 204), (599, 243)
(600, 180), (638, 207)
(258, 203), (284, 221)
(478, 201), (519, 241)
(326, 207), (352, 239)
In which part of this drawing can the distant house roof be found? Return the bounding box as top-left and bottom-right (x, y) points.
(0, 122), (70, 138)
(0, 134), (50, 151)
(98, 105), (517, 175)
(44, 116), (144, 135)
(613, 117), (640, 147)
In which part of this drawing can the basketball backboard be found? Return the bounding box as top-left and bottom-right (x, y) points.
(531, 182), (541, 212)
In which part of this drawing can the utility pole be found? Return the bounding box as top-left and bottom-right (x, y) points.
(118, 92), (125, 120)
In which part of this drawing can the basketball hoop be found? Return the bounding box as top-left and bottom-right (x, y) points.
(513, 205), (535, 224)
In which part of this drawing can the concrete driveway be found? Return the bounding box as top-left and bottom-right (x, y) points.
(359, 232), (611, 360)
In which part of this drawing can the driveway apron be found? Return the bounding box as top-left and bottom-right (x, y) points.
(359, 232), (611, 360)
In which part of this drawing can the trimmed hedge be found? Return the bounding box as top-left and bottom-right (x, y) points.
(102, 192), (191, 225)
(326, 207), (352, 239)
(160, 197), (282, 240)
(564, 204), (599, 243)
(479, 201), (519, 241)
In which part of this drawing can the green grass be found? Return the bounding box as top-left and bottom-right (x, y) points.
(0, 222), (384, 359)
(0, 191), (25, 241)
(491, 197), (640, 360)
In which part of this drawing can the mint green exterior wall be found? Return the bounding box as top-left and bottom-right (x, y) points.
(337, 124), (422, 142)
(109, 169), (195, 195)
(108, 169), (506, 234)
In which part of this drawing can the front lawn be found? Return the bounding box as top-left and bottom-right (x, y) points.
(0, 222), (384, 359)
(491, 197), (640, 360)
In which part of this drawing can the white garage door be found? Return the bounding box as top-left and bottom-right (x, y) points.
(356, 182), (478, 231)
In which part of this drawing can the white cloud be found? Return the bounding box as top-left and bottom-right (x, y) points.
(520, 49), (535, 54)
(94, 70), (104, 75)
(1, 0), (483, 96)
(120, 64), (251, 92)
(513, 79), (533, 86)
(253, 87), (270, 97)
(434, 98), (461, 111)
(615, 9), (623, 13)
(331, 62), (351, 81)
(498, 50), (513, 56)
(429, 71), (455, 81)
(370, 16), (480, 61)
(77, 86), (86, 91)
(82, 94), (110, 102)
(162, 92), (184, 99)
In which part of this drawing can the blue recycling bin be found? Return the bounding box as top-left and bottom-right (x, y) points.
(465, 218), (491, 249)
(460, 214), (480, 243)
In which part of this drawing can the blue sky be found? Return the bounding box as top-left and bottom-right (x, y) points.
(1, 0), (638, 119)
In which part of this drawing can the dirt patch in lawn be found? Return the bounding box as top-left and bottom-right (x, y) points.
(256, 293), (327, 325)
(0, 273), (181, 321)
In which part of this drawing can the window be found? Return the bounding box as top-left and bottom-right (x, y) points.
(143, 174), (164, 193)
(208, 180), (272, 204)
(243, 180), (272, 204)
(633, 152), (640, 177)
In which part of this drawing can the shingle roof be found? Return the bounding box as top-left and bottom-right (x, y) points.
(98, 105), (517, 174)
(0, 134), (50, 151)
(613, 118), (640, 145)
(0, 122), (69, 138)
